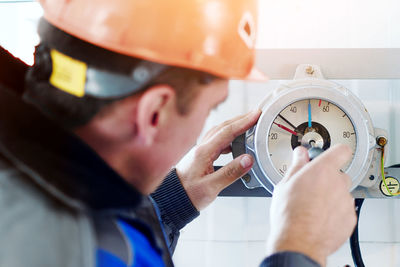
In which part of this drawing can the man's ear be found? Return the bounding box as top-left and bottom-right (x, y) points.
(136, 84), (176, 146)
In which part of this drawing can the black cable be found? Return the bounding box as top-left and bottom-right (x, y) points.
(350, 198), (365, 267)
(388, 164), (400, 168)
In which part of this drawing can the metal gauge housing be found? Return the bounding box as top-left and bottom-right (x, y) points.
(239, 65), (377, 194)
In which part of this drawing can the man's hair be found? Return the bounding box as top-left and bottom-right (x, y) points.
(24, 19), (217, 129)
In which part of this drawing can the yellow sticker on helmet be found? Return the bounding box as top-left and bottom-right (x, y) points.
(49, 49), (87, 97)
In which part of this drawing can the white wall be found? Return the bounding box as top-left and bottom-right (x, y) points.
(256, 0), (400, 49)
(0, 2), (42, 65)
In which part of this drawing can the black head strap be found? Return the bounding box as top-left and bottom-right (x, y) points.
(0, 46), (29, 95)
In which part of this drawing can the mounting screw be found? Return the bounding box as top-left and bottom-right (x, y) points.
(306, 66), (315, 75)
(369, 175), (375, 181)
(376, 136), (387, 147)
(243, 174), (251, 183)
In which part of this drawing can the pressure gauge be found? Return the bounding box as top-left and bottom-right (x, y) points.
(233, 65), (381, 194)
(268, 99), (357, 176)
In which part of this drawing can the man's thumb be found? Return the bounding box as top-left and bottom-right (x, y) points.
(209, 154), (254, 192)
(282, 146), (310, 182)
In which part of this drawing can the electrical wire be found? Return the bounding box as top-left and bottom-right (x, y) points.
(350, 198), (365, 267)
(350, 143), (397, 266)
(380, 146), (400, 196)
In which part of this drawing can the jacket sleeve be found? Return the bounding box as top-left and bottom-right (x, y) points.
(150, 169), (200, 254)
(260, 252), (321, 267)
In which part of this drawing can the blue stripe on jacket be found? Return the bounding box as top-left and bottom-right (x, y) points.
(97, 219), (165, 267)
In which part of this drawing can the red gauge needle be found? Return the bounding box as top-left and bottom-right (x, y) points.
(273, 122), (298, 136)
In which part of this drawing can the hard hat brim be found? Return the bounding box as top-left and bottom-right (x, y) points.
(243, 67), (269, 82)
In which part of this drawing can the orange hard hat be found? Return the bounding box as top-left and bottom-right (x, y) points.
(39, 0), (267, 81)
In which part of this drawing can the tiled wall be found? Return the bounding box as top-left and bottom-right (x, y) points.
(173, 79), (400, 267)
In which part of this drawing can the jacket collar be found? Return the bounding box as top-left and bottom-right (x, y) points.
(0, 46), (142, 211)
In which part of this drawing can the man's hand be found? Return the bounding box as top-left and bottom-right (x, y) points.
(176, 110), (261, 211)
(267, 144), (357, 267)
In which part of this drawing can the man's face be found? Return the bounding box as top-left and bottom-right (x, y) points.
(145, 79), (229, 192)
(74, 77), (229, 195)
(169, 79), (229, 157)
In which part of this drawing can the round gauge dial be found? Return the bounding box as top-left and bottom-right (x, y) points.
(267, 99), (357, 176)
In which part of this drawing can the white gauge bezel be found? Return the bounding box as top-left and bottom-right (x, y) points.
(253, 79), (375, 192)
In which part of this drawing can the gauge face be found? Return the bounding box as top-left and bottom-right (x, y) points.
(267, 99), (357, 176)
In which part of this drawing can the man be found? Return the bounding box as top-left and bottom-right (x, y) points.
(0, 0), (356, 267)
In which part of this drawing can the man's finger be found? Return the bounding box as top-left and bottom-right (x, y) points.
(221, 145), (232, 154)
(314, 144), (352, 171)
(201, 112), (251, 142)
(207, 154), (254, 192)
(201, 110), (261, 158)
(281, 146), (309, 183)
(340, 173), (352, 190)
